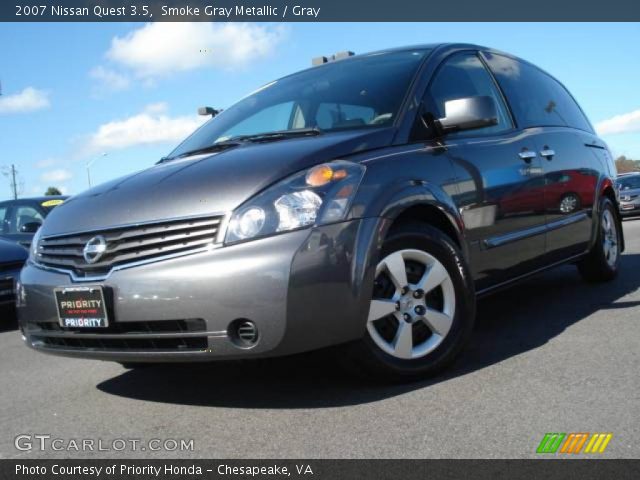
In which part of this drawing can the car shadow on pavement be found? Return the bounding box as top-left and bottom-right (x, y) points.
(97, 253), (640, 409)
(0, 306), (18, 332)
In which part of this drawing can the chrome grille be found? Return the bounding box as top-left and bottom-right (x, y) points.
(36, 215), (224, 277)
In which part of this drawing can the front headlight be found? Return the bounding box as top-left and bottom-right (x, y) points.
(29, 226), (43, 263)
(225, 161), (365, 244)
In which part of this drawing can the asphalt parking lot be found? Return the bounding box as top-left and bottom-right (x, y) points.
(1, 220), (639, 460)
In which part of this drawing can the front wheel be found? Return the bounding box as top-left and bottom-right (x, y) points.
(577, 197), (621, 282)
(345, 222), (476, 382)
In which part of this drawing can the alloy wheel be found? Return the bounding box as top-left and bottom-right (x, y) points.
(602, 209), (619, 267)
(367, 249), (456, 359)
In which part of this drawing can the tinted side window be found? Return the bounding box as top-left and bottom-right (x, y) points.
(484, 53), (593, 132)
(8, 205), (44, 234)
(426, 53), (512, 136)
(0, 206), (7, 234)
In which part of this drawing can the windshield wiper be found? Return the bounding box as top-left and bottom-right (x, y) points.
(228, 127), (322, 143)
(158, 128), (322, 164)
(159, 141), (241, 163)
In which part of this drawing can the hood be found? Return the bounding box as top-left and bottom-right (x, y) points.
(0, 239), (28, 264)
(41, 128), (394, 236)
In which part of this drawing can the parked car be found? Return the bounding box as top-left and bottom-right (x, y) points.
(616, 172), (640, 217)
(0, 197), (67, 248)
(18, 44), (622, 380)
(0, 238), (28, 313)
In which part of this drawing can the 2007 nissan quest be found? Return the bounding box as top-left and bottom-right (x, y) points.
(18, 44), (623, 380)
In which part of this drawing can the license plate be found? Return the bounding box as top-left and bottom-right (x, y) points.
(54, 286), (109, 328)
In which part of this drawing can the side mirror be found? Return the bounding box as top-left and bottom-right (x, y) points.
(198, 106), (221, 117)
(437, 96), (498, 134)
(20, 221), (41, 233)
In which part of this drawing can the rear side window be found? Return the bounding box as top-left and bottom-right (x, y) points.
(483, 52), (593, 132)
(425, 53), (513, 137)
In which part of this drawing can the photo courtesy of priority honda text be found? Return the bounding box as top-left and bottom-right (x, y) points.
(18, 43), (622, 381)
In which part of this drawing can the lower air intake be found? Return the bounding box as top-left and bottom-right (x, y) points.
(229, 319), (259, 348)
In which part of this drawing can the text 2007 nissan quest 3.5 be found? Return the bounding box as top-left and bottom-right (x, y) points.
(18, 44), (623, 381)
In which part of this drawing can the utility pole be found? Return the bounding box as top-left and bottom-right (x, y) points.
(10, 164), (17, 199)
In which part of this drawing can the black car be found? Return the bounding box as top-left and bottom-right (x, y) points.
(0, 196), (67, 248)
(1, 238), (28, 314)
(19, 44), (622, 380)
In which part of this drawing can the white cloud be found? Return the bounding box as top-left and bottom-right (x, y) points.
(105, 22), (285, 79)
(0, 87), (50, 114)
(84, 102), (206, 154)
(34, 158), (57, 169)
(596, 109), (640, 136)
(90, 66), (131, 92)
(41, 169), (73, 183)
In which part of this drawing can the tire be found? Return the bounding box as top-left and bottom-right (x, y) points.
(577, 197), (621, 283)
(345, 222), (476, 382)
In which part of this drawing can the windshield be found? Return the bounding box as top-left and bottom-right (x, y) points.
(167, 49), (430, 159)
(617, 176), (640, 190)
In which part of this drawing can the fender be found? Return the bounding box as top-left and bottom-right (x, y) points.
(357, 179), (469, 262)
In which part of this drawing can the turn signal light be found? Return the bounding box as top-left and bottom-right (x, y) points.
(305, 164), (348, 186)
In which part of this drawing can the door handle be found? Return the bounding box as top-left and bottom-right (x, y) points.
(540, 147), (555, 160)
(518, 150), (537, 163)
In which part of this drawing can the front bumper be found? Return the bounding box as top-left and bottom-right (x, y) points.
(18, 218), (378, 362)
(619, 201), (640, 216)
(1, 270), (21, 307)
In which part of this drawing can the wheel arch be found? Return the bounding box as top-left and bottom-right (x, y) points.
(371, 182), (469, 261)
(593, 177), (625, 253)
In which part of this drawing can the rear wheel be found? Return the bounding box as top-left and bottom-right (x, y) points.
(577, 197), (621, 282)
(346, 223), (475, 381)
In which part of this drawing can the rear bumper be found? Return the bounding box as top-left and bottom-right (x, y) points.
(18, 218), (378, 362)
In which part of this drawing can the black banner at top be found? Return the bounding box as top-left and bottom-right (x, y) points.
(4, 0), (640, 22)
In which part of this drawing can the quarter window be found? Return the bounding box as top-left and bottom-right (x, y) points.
(483, 52), (593, 132)
(425, 53), (512, 137)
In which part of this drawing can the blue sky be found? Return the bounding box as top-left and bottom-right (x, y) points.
(1, 22), (639, 200)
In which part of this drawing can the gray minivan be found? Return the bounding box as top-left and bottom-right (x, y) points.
(18, 44), (622, 380)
